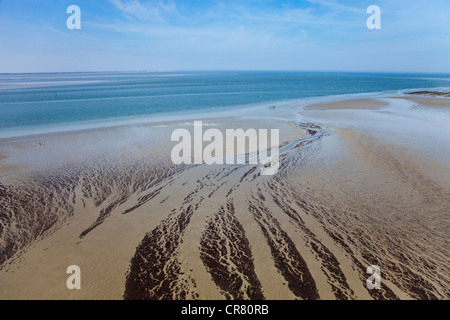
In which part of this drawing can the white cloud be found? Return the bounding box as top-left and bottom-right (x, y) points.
(305, 0), (363, 14)
(109, 0), (176, 21)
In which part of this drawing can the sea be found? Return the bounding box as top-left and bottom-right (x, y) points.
(0, 71), (449, 138)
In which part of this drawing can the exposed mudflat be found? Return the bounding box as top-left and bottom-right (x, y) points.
(0, 99), (449, 300)
(407, 91), (450, 97)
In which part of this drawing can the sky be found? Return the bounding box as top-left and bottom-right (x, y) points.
(0, 0), (449, 73)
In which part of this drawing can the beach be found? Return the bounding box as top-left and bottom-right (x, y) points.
(0, 93), (448, 300)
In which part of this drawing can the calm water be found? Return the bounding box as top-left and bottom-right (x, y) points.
(0, 71), (449, 137)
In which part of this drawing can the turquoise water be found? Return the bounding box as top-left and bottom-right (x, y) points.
(0, 71), (449, 137)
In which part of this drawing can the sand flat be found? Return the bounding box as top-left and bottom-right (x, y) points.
(391, 96), (450, 108)
(0, 99), (449, 300)
(304, 99), (389, 111)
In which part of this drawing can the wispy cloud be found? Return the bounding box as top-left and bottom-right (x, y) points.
(306, 0), (363, 14)
(98, 1), (355, 40)
(1, 0), (449, 72)
(109, 0), (176, 21)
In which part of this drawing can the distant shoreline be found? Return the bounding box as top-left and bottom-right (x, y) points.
(407, 91), (450, 97)
(0, 90), (448, 141)
(1, 71), (450, 140)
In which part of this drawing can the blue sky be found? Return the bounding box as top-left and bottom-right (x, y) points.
(0, 0), (449, 73)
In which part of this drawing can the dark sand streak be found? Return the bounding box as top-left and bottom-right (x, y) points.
(200, 200), (264, 300)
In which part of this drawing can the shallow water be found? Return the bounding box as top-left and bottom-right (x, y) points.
(1, 71), (449, 137)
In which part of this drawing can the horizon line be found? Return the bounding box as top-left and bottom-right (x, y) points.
(2, 70), (450, 76)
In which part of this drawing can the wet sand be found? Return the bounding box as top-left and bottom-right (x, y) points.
(392, 96), (450, 109)
(304, 99), (389, 111)
(0, 97), (449, 300)
(407, 91), (450, 97)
